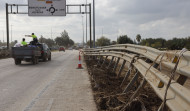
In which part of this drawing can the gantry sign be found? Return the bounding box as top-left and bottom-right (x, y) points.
(6, 0), (93, 49)
(28, 0), (66, 16)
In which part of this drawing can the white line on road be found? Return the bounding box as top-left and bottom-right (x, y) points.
(23, 68), (65, 111)
(45, 98), (54, 111)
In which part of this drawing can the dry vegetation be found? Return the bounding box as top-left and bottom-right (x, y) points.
(85, 58), (162, 111)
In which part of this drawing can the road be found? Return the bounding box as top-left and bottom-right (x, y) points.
(0, 50), (96, 111)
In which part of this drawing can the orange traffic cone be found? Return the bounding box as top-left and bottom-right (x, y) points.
(77, 51), (83, 69)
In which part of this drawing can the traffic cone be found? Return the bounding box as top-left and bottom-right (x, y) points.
(77, 51), (83, 69)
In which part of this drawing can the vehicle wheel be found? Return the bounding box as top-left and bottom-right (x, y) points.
(15, 59), (21, 65)
(43, 55), (47, 62)
(36, 58), (39, 64)
(48, 55), (51, 61)
(32, 57), (36, 65)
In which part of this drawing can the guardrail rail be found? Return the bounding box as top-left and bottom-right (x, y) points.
(83, 44), (190, 111)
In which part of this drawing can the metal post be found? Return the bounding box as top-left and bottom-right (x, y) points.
(107, 56), (114, 69)
(89, 4), (92, 48)
(120, 68), (132, 87)
(51, 27), (52, 39)
(11, 24), (13, 42)
(128, 63), (159, 100)
(101, 56), (108, 68)
(93, 0), (95, 48)
(129, 79), (147, 101)
(113, 58), (120, 72)
(123, 71), (139, 93)
(86, 0), (88, 43)
(117, 60), (126, 77)
(6, 3), (9, 49)
(177, 75), (188, 85)
(2, 30), (4, 42)
(97, 56), (103, 67)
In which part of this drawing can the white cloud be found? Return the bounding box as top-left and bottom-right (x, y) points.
(0, 0), (190, 44)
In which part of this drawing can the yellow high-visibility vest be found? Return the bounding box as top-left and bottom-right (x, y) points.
(32, 35), (37, 39)
(21, 41), (27, 45)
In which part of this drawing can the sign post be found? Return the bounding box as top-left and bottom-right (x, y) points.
(6, 2), (93, 49)
(28, 0), (66, 16)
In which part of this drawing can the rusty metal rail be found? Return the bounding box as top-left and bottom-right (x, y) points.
(83, 44), (190, 111)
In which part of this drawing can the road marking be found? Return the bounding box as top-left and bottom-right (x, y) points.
(46, 98), (54, 111)
(23, 68), (64, 111)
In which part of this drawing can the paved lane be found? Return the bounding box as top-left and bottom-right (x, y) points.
(0, 50), (96, 111)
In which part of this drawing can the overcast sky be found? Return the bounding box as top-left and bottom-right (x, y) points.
(0, 0), (190, 43)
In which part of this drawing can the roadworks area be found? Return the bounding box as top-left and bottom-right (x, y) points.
(85, 58), (164, 111)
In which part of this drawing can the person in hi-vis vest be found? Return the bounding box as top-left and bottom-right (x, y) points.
(21, 38), (27, 46)
(31, 33), (38, 45)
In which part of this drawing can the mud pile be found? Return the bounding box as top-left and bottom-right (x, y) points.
(86, 59), (162, 111)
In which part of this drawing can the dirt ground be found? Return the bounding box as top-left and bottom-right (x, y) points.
(85, 58), (163, 111)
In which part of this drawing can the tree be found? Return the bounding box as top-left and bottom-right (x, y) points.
(39, 37), (55, 47)
(111, 41), (117, 45)
(55, 30), (75, 48)
(140, 38), (166, 49)
(151, 42), (162, 49)
(86, 40), (90, 46)
(165, 38), (185, 50)
(96, 36), (110, 46)
(136, 34), (141, 44)
(117, 35), (133, 44)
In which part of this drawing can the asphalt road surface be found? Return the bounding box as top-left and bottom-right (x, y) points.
(0, 50), (96, 111)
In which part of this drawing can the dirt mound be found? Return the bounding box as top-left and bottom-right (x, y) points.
(85, 59), (163, 111)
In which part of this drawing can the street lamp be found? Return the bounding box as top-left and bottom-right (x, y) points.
(11, 24), (13, 42)
(51, 27), (53, 39)
(86, 0), (88, 43)
(82, 15), (85, 47)
(93, 0), (95, 48)
(2, 30), (4, 43)
(86, 0), (95, 48)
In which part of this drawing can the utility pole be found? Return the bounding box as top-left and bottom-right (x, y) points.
(51, 27), (52, 39)
(89, 3), (92, 48)
(93, 0), (95, 48)
(86, 0), (88, 44)
(6, 3), (9, 49)
(11, 24), (13, 43)
(82, 15), (84, 47)
(102, 28), (103, 37)
(2, 30), (4, 42)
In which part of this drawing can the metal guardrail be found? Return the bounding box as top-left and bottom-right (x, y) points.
(85, 44), (190, 79)
(83, 44), (190, 111)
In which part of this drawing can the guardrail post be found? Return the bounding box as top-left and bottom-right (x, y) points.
(170, 55), (188, 85)
(107, 56), (114, 69)
(117, 60), (126, 77)
(96, 56), (103, 67)
(129, 78), (147, 101)
(112, 57), (120, 72)
(177, 75), (188, 85)
(120, 68), (132, 87)
(101, 56), (108, 68)
(123, 71), (139, 93)
(128, 63), (159, 99)
(88, 55), (91, 60)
